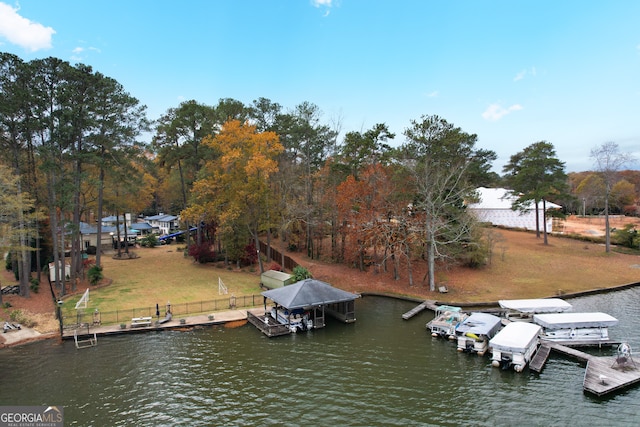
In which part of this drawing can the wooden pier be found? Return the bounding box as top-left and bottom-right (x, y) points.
(246, 310), (291, 337)
(541, 341), (640, 396)
(402, 300), (437, 320)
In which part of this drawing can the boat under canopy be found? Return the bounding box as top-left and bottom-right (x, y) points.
(455, 312), (502, 355)
(489, 321), (541, 354)
(533, 312), (618, 329)
(499, 298), (572, 313)
(255, 279), (360, 335)
(456, 312), (502, 337)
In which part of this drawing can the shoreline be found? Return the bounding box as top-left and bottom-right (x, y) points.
(3, 280), (639, 349)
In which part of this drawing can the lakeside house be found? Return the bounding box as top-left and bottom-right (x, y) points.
(144, 214), (179, 235)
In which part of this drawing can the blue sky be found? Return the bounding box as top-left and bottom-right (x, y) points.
(1, 1), (639, 173)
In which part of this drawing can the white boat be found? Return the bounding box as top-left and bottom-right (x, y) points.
(490, 321), (541, 372)
(426, 305), (467, 339)
(499, 298), (572, 322)
(454, 312), (502, 356)
(533, 312), (618, 342)
(270, 308), (308, 332)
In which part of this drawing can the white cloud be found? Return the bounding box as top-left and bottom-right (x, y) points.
(70, 45), (101, 61)
(425, 90), (439, 98)
(311, 0), (334, 16)
(514, 70), (526, 81)
(513, 67), (537, 82)
(482, 103), (523, 121)
(0, 2), (55, 51)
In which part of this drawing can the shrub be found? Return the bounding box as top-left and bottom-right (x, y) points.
(9, 309), (36, 327)
(88, 264), (103, 286)
(267, 262), (282, 272)
(30, 278), (39, 293)
(140, 234), (159, 248)
(292, 265), (312, 282)
(188, 242), (216, 264)
(613, 224), (639, 249)
(239, 242), (258, 267)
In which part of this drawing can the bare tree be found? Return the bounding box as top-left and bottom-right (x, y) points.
(590, 142), (634, 252)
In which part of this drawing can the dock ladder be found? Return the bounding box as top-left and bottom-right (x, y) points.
(74, 328), (98, 349)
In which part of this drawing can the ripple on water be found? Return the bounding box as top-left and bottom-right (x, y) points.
(1, 292), (640, 425)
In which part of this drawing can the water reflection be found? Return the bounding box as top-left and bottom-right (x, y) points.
(0, 290), (639, 426)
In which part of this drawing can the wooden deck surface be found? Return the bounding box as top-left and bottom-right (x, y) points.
(584, 356), (640, 396)
(544, 341), (640, 396)
(529, 344), (551, 373)
(402, 300), (437, 320)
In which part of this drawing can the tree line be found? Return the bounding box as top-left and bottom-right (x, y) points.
(1, 53), (637, 298)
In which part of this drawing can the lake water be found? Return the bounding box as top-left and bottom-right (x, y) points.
(1, 289), (640, 426)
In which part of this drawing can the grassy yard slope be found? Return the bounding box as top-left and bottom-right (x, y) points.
(303, 229), (640, 303)
(64, 246), (263, 315)
(65, 228), (640, 314)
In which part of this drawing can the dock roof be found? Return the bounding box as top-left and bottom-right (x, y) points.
(490, 321), (541, 353)
(533, 312), (619, 329)
(261, 279), (359, 310)
(499, 298), (572, 313)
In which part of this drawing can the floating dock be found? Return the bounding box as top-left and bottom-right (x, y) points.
(402, 300), (437, 320)
(584, 356), (640, 396)
(541, 341), (640, 396)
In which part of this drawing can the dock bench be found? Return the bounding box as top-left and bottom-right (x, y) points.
(131, 317), (152, 328)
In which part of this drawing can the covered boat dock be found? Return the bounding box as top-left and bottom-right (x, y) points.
(248, 279), (360, 337)
(499, 298), (572, 321)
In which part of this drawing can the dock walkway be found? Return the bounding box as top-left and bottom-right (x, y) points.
(402, 300), (437, 320)
(529, 344), (551, 373)
(62, 308), (262, 341)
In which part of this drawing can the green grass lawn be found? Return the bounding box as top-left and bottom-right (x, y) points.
(62, 246), (264, 320)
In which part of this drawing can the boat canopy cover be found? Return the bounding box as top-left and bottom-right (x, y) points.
(261, 279), (360, 310)
(498, 298), (572, 313)
(489, 321), (541, 353)
(533, 312), (618, 329)
(455, 312), (502, 336)
(435, 305), (463, 313)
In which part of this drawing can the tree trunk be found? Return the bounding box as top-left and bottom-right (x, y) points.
(542, 199), (548, 245)
(405, 241), (414, 287)
(604, 193), (611, 253)
(95, 160), (105, 267)
(427, 233), (436, 292)
(254, 230), (264, 274)
(534, 200), (541, 238)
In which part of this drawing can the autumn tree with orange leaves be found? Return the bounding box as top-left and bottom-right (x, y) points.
(184, 120), (282, 272)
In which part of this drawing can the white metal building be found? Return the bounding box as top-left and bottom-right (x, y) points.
(468, 187), (561, 232)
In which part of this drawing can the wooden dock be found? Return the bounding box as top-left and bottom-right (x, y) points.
(402, 300), (437, 320)
(542, 341), (640, 396)
(584, 356), (640, 396)
(529, 344), (551, 373)
(246, 310), (291, 337)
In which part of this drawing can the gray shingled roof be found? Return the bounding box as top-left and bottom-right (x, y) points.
(261, 279), (359, 309)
